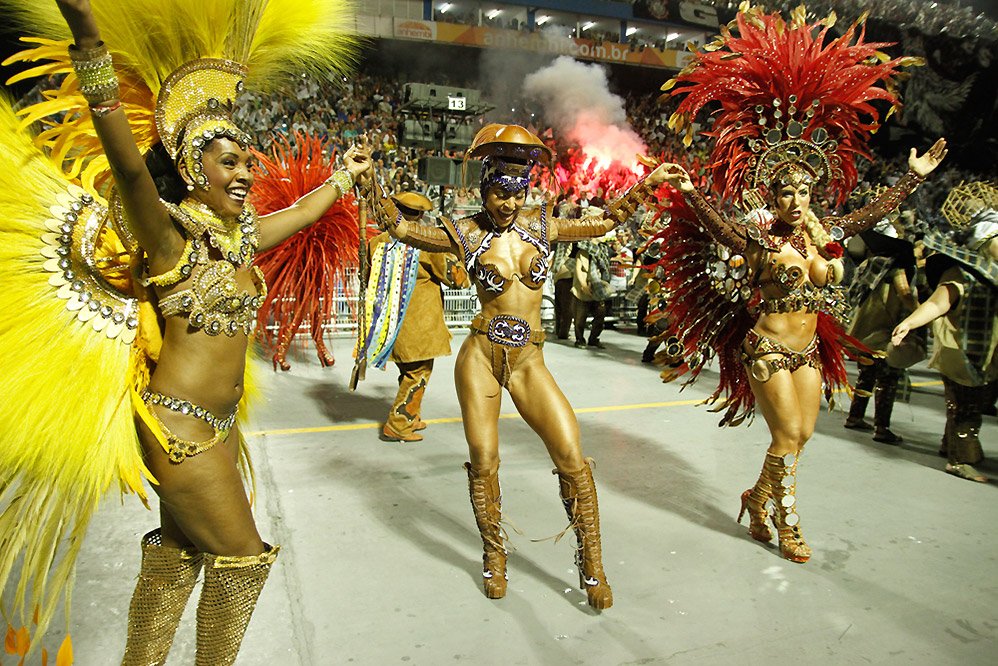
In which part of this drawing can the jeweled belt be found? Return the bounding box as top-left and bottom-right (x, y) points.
(471, 313), (545, 347)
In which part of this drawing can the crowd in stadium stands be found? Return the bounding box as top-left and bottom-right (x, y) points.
(676, 0), (997, 42)
(434, 1), (997, 44)
(227, 67), (990, 225)
(11, 19), (993, 222)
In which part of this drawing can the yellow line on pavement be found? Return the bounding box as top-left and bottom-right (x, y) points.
(244, 398), (706, 437)
(245, 380), (944, 438)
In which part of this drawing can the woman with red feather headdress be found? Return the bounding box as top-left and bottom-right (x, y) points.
(652, 3), (946, 563)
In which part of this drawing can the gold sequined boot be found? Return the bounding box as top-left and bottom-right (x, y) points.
(556, 459), (612, 610)
(194, 544), (279, 666)
(464, 462), (508, 599)
(121, 529), (202, 666)
(737, 465), (773, 543)
(764, 452), (811, 563)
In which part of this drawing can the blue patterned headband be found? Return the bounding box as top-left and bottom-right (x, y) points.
(480, 156), (536, 194)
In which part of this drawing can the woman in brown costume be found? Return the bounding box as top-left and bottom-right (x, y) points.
(367, 124), (669, 608)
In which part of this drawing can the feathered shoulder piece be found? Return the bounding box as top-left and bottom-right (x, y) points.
(251, 132), (361, 370)
(661, 2), (921, 208)
(2, 0), (359, 192)
(642, 186), (758, 426)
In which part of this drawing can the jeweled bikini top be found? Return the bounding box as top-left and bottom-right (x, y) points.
(453, 209), (550, 295)
(148, 198), (266, 336)
(743, 215), (835, 314)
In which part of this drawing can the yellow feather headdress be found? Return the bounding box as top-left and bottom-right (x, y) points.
(2, 0), (359, 192)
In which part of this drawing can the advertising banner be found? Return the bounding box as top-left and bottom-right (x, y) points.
(392, 18), (689, 69)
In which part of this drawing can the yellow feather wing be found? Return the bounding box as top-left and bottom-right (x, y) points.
(0, 96), (150, 648)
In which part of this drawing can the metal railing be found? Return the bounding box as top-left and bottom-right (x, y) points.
(263, 270), (637, 341)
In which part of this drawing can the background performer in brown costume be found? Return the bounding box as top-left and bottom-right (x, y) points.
(373, 192), (470, 442)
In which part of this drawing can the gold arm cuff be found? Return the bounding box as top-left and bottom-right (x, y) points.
(69, 42), (119, 105)
(326, 168), (354, 196)
(605, 181), (653, 226)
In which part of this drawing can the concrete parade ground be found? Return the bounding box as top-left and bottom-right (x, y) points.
(25, 328), (998, 665)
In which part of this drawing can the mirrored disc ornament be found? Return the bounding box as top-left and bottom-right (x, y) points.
(750, 359), (773, 382)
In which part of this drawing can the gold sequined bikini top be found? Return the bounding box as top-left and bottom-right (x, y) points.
(147, 198), (266, 336)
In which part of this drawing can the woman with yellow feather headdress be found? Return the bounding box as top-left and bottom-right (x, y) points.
(0, 0), (364, 662)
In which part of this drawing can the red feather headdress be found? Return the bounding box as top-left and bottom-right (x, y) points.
(661, 3), (922, 207)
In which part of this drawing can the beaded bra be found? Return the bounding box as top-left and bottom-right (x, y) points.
(149, 198), (266, 336)
(454, 209), (550, 295)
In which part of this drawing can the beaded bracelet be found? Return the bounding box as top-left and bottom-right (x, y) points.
(325, 168), (354, 196)
(69, 42), (119, 105)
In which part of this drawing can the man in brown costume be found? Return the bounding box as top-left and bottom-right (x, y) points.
(373, 192), (469, 442)
(892, 195), (998, 483)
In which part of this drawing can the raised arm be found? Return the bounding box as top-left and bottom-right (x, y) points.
(56, 0), (178, 266)
(365, 175), (458, 254)
(257, 144), (371, 251)
(827, 138), (948, 238)
(659, 163), (747, 253)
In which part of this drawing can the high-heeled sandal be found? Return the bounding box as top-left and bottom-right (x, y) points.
(764, 452), (811, 563)
(737, 484), (773, 543)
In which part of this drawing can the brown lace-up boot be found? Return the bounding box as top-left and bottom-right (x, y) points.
(464, 462), (508, 598)
(556, 459), (612, 609)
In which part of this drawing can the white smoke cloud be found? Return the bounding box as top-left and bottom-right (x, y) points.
(522, 55), (646, 168)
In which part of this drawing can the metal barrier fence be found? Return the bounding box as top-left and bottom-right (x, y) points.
(263, 268), (638, 340)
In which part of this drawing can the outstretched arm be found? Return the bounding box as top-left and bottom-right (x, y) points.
(257, 144), (371, 251)
(365, 175), (458, 254)
(829, 138), (948, 237)
(659, 163), (747, 253)
(552, 159), (671, 242)
(56, 0), (179, 267)
(891, 280), (958, 346)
